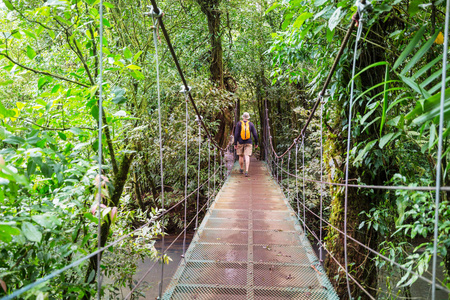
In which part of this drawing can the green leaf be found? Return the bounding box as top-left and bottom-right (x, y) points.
(23, 29), (37, 40)
(265, 2), (280, 14)
(401, 31), (439, 76)
(407, 87), (450, 124)
(361, 117), (381, 133)
(21, 221), (42, 243)
(348, 62), (389, 87)
(0, 80), (13, 86)
(429, 123), (436, 150)
(3, 135), (25, 145)
(293, 12), (313, 28)
(354, 140), (377, 164)
(314, 0), (327, 6)
(54, 15), (71, 26)
(38, 77), (49, 89)
(126, 64), (141, 70)
(51, 84), (61, 94)
(379, 132), (401, 149)
(360, 103), (379, 125)
(57, 132), (67, 141)
(84, 212), (98, 224)
(103, 2), (115, 8)
(103, 18), (111, 28)
(88, 84), (99, 98)
(32, 214), (61, 229)
(87, 270), (95, 283)
(68, 127), (83, 136)
(380, 65), (389, 135)
(281, 13), (293, 30)
(0, 127), (11, 140)
(408, 0), (427, 16)
(123, 47), (132, 60)
(393, 25), (426, 71)
(131, 70), (145, 80)
(0, 102), (10, 118)
(399, 74), (431, 99)
(133, 51), (143, 62)
(3, 0), (14, 10)
(375, 4), (392, 12)
(0, 224), (20, 243)
(90, 105), (99, 119)
(111, 86), (127, 104)
(326, 28), (334, 43)
(328, 7), (342, 31)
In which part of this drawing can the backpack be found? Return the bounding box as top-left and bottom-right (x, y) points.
(240, 121), (250, 140)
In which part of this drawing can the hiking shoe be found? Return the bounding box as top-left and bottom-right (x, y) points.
(245, 172), (249, 177)
(239, 169), (243, 174)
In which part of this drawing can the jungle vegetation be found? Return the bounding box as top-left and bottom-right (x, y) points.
(0, 0), (449, 299)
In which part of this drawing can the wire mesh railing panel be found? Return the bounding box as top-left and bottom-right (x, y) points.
(169, 285), (248, 300)
(178, 261), (248, 285)
(254, 288), (333, 300)
(190, 243), (248, 262)
(253, 245), (309, 264)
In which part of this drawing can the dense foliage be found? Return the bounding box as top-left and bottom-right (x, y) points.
(266, 0), (450, 299)
(1, 0), (449, 299)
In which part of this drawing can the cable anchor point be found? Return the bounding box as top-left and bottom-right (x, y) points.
(352, 0), (372, 27)
(180, 85), (192, 93)
(144, 5), (163, 18)
(195, 115), (203, 124)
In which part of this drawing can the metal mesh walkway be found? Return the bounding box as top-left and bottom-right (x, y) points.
(163, 159), (338, 299)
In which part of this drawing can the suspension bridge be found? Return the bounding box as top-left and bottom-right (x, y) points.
(162, 159), (338, 299)
(2, 0), (450, 299)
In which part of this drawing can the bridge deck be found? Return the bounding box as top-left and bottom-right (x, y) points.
(163, 159), (338, 299)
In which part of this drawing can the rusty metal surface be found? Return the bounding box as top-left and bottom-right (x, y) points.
(163, 159), (338, 299)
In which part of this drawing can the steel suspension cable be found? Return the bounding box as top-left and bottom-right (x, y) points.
(213, 150), (216, 197)
(281, 157), (283, 192)
(96, 1), (104, 298)
(207, 139), (211, 210)
(319, 100), (324, 264)
(432, 0), (450, 298)
(287, 151), (290, 200)
(295, 143), (300, 219)
(195, 116), (201, 230)
(182, 89), (189, 258)
(301, 135), (306, 233)
(149, 12), (166, 299)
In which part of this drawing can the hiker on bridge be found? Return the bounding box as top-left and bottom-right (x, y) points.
(234, 112), (258, 177)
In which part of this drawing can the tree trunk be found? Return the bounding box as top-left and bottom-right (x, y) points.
(196, 0), (224, 88)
